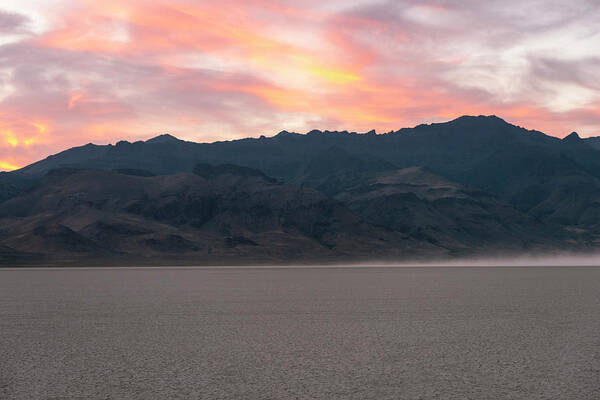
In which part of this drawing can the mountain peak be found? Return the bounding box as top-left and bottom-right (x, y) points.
(563, 131), (582, 142)
(146, 134), (182, 144)
(450, 115), (508, 125)
(275, 130), (302, 138)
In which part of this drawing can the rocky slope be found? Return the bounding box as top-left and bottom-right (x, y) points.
(0, 166), (440, 265)
(336, 167), (565, 255)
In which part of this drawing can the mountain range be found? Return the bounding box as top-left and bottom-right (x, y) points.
(1, 115), (599, 265)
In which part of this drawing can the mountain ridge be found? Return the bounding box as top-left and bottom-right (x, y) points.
(7, 115), (556, 177)
(1, 115), (599, 265)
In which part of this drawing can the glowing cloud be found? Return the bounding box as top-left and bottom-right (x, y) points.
(0, 160), (20, 170)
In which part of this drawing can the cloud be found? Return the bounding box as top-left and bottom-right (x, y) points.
(0, 10), (30, 34)
(0, 0), (599, 170)
(529, 56), (600, 91)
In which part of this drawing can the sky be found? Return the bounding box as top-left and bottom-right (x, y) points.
(0, 0), (599, 171)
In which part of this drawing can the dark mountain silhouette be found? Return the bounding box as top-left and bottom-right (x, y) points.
(145, 133), (184, 144)
(0, 172), (34, 204)
(583, 136), (600, 150)
(1, 115), (599, 265)
(289, 146), (397, 195)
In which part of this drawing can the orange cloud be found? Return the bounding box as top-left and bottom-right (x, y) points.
(0, 160), (21, 171)
(39, 0), (367, 88)
(0, 116), (52, 174)
(1, 131), (19, 148)
(68, 92), (83, 109)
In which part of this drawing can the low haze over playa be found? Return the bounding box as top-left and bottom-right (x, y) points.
(1, 0), (599, 170)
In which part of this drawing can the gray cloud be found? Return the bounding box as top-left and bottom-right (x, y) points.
(0, 10), (30, 34)
(529, 57), (600, 91)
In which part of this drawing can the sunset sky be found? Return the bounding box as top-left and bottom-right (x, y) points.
(0, 0), (599, 171)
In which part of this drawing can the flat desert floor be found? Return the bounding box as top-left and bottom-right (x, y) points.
(1, 266), (599, 399)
